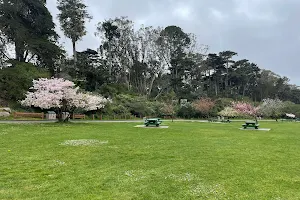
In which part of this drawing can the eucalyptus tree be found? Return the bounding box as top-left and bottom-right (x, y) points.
(96, 17), (134, 84)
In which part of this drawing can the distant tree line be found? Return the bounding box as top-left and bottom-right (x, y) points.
(1, 0), (299, 108)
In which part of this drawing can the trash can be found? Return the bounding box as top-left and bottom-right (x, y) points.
(46, 111), (56, 120)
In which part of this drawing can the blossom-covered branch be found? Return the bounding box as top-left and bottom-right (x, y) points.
(21, 78), (110, 121)
(218, 107), (239, 117)
(231, 101), (259, 117)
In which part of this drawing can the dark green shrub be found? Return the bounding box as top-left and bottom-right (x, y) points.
(0, 62), (50, 101)
(177, 103), (196, 119)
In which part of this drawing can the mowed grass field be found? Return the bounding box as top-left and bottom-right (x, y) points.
(0, 122), (300, 200)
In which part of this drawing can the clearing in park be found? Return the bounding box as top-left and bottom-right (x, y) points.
(0, 121), (299, 199)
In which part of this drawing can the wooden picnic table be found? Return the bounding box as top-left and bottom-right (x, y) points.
(242, 121), (259, 129)
(144, 118), (162, 127)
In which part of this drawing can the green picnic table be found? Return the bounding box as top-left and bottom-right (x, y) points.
(242, 121), (259, 129)
(144, 118), (162, 127)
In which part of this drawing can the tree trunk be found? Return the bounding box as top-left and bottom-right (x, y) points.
(108, 44), (112, 79)
(72, 40), (77, 65)
(15, 40), (25, 62)
(147, 73), (156, 98)
(57, 109), (63, 122)
(155, 88), (165, 100)
(215, 79), (218, 96)
(225, 61), (229, 97)
(208, 70), (211, 95)
(128, 71), (131, 90)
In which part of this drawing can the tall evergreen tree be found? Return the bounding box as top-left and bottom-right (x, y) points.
(158, 26), (191, 97)
(0, 0), (62, 71)
(96, 20), (121, 79)
(57, 0), (92, 64)
(219, 51), (237, 96)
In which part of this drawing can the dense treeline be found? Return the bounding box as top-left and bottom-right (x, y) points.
(0, 0), (300, 117)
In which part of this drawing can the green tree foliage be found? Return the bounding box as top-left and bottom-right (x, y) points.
(93, 17), (300, 106)
(282, 101), (300, 117)
(1, 13), (300, 115)
(101, 94), (162, 118)
(203, 53), (226, 96)
(96, 20), (120, 78)
(0, 62), (50, 101)
(0, 0), (62, 71)
(57, 0), (92, 64)
(158, 26), (191, 97)
(177, 102), (196, 119)
(63, 48), (108, 92)
(219, 50), (237, 96)
(96, 17), (136, 86)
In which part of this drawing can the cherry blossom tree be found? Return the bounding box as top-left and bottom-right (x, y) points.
(232, 101), (259, 122)
(21, 78), (109, 121)
(258, 98), (285, 121)
(192, 98), (215, 118)
(161, 103), (176, 121)
(218, 107), (239, 118)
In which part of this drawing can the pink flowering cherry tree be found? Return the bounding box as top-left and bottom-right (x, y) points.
(21, 78), (110, 121)
(232, 101), (259, 122)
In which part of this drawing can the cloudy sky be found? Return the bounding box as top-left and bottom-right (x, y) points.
(46, 0), (300, 85)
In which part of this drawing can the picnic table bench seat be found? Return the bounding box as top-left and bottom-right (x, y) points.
(242, 121), (259, 129)
(72, 114), (85, 119)
(14, 112), (44, 119)
(144, 118), (162, 127)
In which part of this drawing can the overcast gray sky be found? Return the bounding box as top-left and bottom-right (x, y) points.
(46, 0), (300, 85)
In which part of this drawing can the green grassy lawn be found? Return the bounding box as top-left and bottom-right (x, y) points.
(0, 122), (300, 199)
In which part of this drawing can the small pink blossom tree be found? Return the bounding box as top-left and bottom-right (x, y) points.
(21, 78), (109, 121)
(192, 98), (215, 118)
(161, 103), (176, 121)
(232, 101), (259, 122)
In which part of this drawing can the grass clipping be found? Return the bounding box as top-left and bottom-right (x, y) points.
(60, 139), (108, 146)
